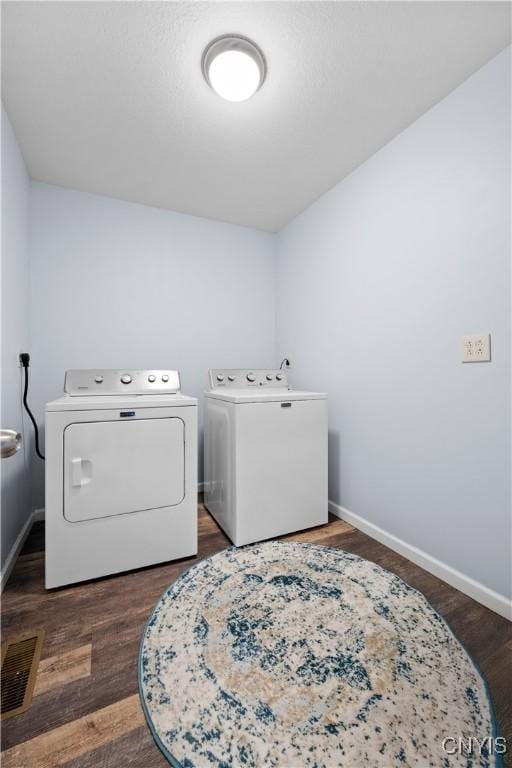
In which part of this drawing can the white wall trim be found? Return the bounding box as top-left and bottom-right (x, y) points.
(329, 500), (511, 620)
(11, 499), (508, 620)
(1, 509), (38, 592)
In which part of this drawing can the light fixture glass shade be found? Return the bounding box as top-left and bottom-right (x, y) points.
(202, 35), (266, 102)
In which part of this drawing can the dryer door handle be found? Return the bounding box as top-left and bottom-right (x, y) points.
(70, 457), (92, 487)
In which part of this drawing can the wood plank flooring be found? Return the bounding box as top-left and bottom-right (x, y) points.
(1, 503), (511, 767)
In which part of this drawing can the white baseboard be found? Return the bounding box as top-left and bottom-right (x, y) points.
(329, 500), (511, 620)
(1, 509), (39, 592)
(5, 497), (508, 620)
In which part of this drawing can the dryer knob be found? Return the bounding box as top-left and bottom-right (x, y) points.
(276, 374), (284, 381)
(216, 374), (225, 382)
(148, 375), (156, 383)
(266, 374), (274, 381)
(94, 375), (104, 383)
(228, 375), (236, 382)
(162, 374), (169, 382)
(247, 373), (256, 382)
(121, 375), (132, 384)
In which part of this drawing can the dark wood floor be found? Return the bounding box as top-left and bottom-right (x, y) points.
(1, 503), (511, 767)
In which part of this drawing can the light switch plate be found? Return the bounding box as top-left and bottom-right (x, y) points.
(462, 333), (491, 363)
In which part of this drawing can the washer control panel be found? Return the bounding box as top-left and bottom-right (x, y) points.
(64, 369), (181, 396)
(209, 369), (289, 389)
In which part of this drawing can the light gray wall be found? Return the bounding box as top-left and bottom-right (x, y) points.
(29, 183), (276, 506)
(1, 106), (32, 571)
(276, 48), (511, 598)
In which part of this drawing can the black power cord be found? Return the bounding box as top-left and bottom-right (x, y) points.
(20, 353), (45, 461)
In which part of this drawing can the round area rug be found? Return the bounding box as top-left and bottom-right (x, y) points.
(139, 541), (499, 768)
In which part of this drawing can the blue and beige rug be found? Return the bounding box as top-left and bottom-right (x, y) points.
(139, 541), (499, 767)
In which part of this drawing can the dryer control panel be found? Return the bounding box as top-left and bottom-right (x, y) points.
(209, 369), (289, 389)
(64, 369), (181, 396)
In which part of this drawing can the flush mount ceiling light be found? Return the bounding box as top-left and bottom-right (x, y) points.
(202, 35), (266, 102)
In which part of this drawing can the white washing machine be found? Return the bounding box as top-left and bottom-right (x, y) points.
(45, 369), (197, 588)
(204, 369), (328, 546)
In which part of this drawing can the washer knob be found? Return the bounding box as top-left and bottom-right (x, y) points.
(94, 375), (104, 384)
(162, 374), (169, 382)
(121, 375), (132, 384)
(228, 375), (236, 382)
(266, 374), (274, 381)
(216, 374), (225, 382)
(148, 375), (156, 383)
(247, 373), (256, 382)
(276, 373), (284, 381)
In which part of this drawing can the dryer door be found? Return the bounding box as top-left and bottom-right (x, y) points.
(63, 417), (184, 522)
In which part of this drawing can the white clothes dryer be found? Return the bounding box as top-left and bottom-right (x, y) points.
(45, 369), (197, 588)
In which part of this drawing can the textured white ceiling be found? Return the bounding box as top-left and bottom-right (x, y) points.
(2, 2), (510, 232)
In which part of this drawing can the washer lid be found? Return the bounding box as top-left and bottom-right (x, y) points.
(204, 389), (327, 404)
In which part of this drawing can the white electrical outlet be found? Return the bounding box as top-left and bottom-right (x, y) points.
(462, 334), (491, 363)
